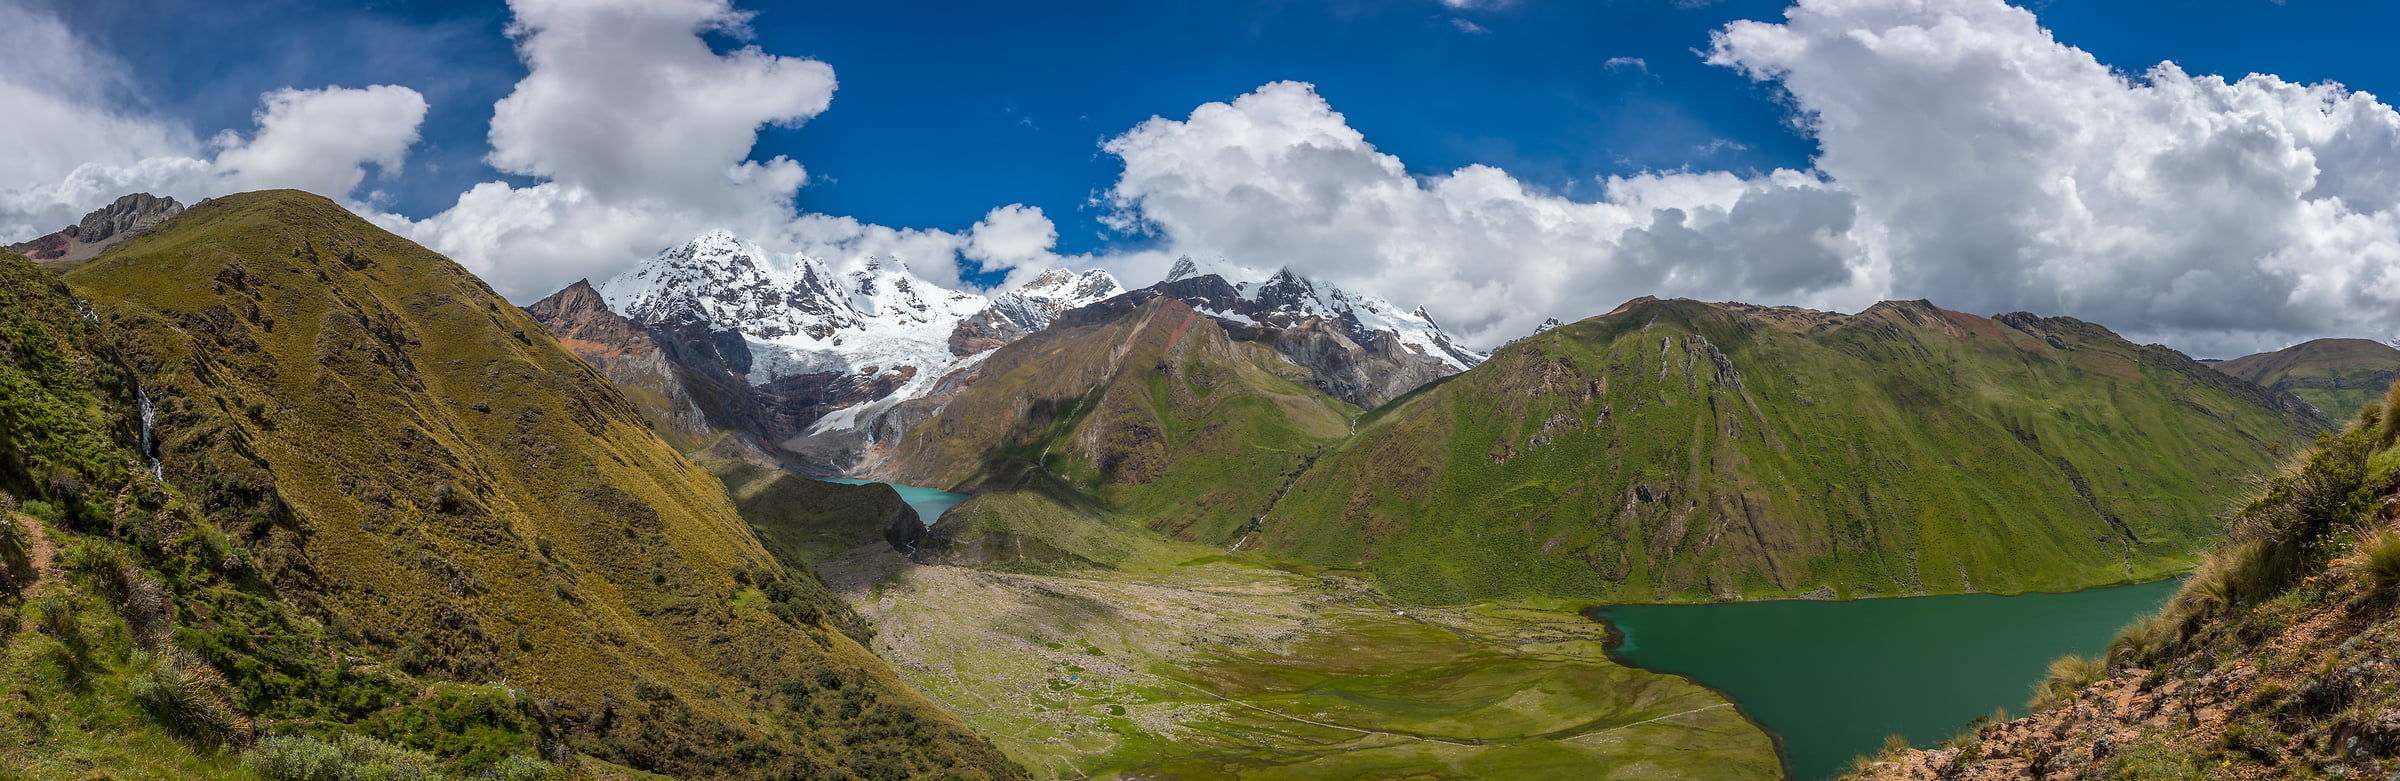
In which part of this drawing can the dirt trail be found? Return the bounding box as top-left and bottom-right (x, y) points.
(9, 511), (63, 588)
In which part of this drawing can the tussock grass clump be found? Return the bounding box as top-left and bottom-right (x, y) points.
(2029, 654), (2109, 713)
(31, 593), (98, 683)
(130, 649), (255, 748)
(2342, 523), (2400, 599)
(2105, 609), (2182, 667)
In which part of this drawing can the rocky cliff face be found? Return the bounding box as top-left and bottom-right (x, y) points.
(8, 192), (185, 262)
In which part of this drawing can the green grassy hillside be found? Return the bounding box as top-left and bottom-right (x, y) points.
(1257, 297), (2327, 604)
(874, 292), (1358, 544)
(814, 488), (1782, 780)
(2215, 337), (2400, 421)
(705, 453), (918, 566)
(1853, 390), (2400, 780)
(2, 191), (1023, 779)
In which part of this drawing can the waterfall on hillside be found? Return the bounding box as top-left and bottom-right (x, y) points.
(136, 386), (163, 480)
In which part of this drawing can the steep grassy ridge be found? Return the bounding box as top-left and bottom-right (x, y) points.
(874, 292), (1357, 544)
(1258, 297), (2326, 604)
(2216, 337), (2400, 421)
(18, 191), (1021, 779)
(1852, 396), (2400, 780)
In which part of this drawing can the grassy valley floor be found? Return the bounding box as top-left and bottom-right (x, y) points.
(816, 542), (1778, 780)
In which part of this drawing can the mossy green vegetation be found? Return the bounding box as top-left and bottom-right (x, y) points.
(816, 492), (1779, 780)
(0, 191), (1026, 779)
(1258, 298), (2326, 603)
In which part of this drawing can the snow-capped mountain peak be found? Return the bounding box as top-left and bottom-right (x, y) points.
(589, 231), (1139, 445)
(992, 268), (1124, 331)
(1153, 262), (1485, 372)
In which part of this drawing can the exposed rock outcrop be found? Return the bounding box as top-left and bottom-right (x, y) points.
(9, 193), (185, 262)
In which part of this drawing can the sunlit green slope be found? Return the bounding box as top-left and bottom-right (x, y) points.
(0, 190), (1023, 779)
(1257, 297), (2326, 603)
(2215, 337), (2400, 422)
(875, 291), (1358, 544)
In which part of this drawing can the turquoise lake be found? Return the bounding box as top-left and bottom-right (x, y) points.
(823, 479), (969, 524)
(1589, 578), (2182, 781)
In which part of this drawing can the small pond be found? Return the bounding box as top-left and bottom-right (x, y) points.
(823, 479), (968, 524)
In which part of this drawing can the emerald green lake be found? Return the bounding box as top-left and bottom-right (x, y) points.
(1589, 578), (2181, 781)
(823, 479), (968, 524)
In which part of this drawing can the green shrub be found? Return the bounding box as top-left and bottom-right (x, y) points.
(245, 733), (445, 781)
(22, 499), (61, 524)
(472, 754), (558, 781)
(2379, 381), (2400, 447)
(60, 540), (136, 600)
(2219, 714), (2284, 762)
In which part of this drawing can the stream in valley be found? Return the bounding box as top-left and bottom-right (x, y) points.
(1589, 578), (2183, 780)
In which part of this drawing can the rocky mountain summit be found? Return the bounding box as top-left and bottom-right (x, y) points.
(7, 192), (185, 262)
(531, 235), (1484, 475)
(1146, 257), (1484, 407)
(534, 231), (1126, 473)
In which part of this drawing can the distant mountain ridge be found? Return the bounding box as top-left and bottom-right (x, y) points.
(1149, 257), (1484, 407)
(530, 234), (1484, 474)
(8, 192), (185, 263)
(531, 231), (1123, 473)
(2214, 337), (2400, 421)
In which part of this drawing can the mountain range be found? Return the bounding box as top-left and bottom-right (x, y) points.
(523, 221), (2341, 604)
(5, 188), (2391, 780)
(527, 233), (1484, 477)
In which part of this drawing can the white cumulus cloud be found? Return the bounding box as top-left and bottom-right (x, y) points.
(382, 0), (1073, 300)
(213, 85), (428, 200)
(1086, 0), (2400, 355)
(1706, 0), (2400, 355)
(0, 5), (424, 241)
(1092, 81), (1863, 347)
(0, 4), (428, 243)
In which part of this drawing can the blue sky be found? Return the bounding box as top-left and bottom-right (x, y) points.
(7, 0), (2400, 354)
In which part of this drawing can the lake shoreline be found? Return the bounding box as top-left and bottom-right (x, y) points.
(1581, 577), (2186, 781)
